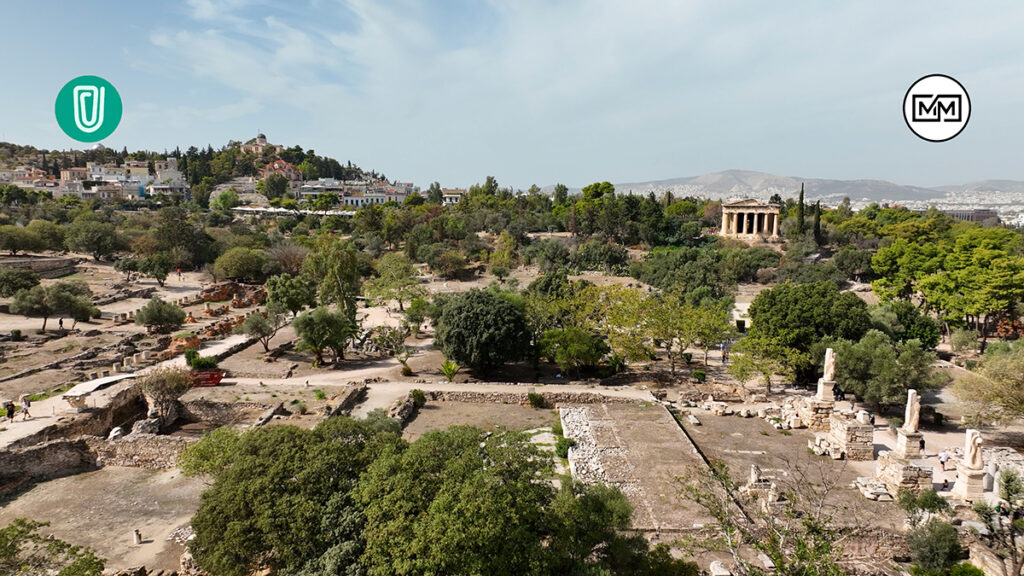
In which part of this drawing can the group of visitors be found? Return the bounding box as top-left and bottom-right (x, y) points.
(3, 397), (31, 423)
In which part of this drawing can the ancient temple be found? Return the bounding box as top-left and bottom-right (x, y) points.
(719, 199), (781, 239)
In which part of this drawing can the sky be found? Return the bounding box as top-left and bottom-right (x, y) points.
(1, 1), (1023, 189)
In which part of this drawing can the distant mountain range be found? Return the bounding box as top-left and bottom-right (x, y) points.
(548, 170), (1024, 209)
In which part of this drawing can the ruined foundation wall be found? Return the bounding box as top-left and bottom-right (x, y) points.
(85, 434), (192, 469)
(0, 439), (96, 496)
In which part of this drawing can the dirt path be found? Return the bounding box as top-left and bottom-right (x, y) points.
(0, 467), (203, 571)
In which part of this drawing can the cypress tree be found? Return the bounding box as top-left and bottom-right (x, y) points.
(796, 183), (805, 234)
(813, 200), (823, 245)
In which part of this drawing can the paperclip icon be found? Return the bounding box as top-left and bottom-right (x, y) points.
(73, 85), (105, 133)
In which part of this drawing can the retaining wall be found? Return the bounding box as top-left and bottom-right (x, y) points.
(0, 439), (96, 497)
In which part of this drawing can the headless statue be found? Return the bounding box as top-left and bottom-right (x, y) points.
(904, 389), (920, 433)
(965, 429), (983, 470)
(823, 348), (836, 382)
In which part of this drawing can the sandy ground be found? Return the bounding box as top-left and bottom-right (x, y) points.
(402, 402), (559, 441)
(0, 467), (203, 571)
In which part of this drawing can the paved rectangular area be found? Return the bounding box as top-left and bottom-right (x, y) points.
(562, 402), (712, 531)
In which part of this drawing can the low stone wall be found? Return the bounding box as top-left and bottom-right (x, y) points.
(0, 346), (101, 384)
(85, 433), (192, 469)
(325, 384), (367, 417)
(182, 400), (265, 426)
(93, 286), (156, 306)
(0, 439), (96, 496)
(423, 390), (642, 406)
(0, 255), (80, 278)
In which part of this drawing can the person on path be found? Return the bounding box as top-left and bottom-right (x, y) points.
(5, 401), (14, 423)
(919, 437), (926, 457)
(20, 397), (31, 420)
(58, 317), (64, 330)
(938, 449), (950, 471)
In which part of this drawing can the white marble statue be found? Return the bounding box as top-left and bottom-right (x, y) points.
(966, 429), (984, 470)
(904, 389), (920, 433)
(823, 348), (836, 382)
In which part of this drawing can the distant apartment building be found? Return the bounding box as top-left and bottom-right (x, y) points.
(442, 188), (466, 207)
(298, 177), (414, 208)
(298, 178), (348, 203)
(147, 181), (190, 200)
(13, 165), (47, 182)
(86, 162), (124, 182)
(124, 160), (153, 184)
(341, 192), (390, 207)
(60, 167), (89, 181)
(154, 158), (184, 183)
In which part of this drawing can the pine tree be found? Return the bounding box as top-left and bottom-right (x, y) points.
(813, 200), (823, 245)
(796, 183), (806, 235)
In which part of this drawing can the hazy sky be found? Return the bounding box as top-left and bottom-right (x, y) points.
(2, 1), (1022, 189)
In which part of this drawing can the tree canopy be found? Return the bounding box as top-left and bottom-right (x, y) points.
(435, 289), (531, 371)
(185, 417), (696, 576)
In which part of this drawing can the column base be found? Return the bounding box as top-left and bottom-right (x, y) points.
(816, 378), (836, 402)
(953, 466), (986, 502)
(895, 429), (923, 460)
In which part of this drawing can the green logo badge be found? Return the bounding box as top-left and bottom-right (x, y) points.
(55, 75), (122, 142)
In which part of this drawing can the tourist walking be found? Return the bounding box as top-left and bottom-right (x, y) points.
(20, 396), (31, 421)
(58, 317), (64, 330)
(5, 400), (15, 423)
(919, 437), (926, 457)
(938, 449), (950, 471)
